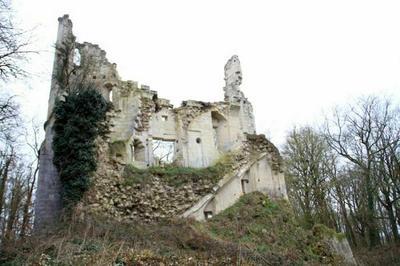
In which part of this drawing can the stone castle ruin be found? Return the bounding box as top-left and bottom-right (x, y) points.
(34, 15), (288, 228)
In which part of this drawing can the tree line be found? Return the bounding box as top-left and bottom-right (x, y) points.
(0, 0), (37, 245)
(283, 96), (400, 248)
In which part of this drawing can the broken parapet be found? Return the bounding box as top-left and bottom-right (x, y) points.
(156, 98), (173, 109)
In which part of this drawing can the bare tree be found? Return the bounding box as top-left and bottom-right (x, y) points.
(324, 96), (396, 247)
(19, 121), (40, 238)
(3, 164), (24, 242)
(0, 146), (14, 219)
(0, 0), (34, 80)
(0, 95), (19, 142)
(283, 126), (337, 229)
(372, 102), (400, 243)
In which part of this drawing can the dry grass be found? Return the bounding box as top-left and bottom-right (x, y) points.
(0, 193), (347, 265)
(353, 244), (400, 266)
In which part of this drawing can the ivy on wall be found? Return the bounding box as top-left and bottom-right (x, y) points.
(52, 87), (111, 208)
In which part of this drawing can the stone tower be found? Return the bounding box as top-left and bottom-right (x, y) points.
(34, 15), (74, 230)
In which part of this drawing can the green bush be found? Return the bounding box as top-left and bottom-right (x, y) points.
(52, 87), (111, 208)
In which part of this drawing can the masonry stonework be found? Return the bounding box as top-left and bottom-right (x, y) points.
(34, 15), (287, 228)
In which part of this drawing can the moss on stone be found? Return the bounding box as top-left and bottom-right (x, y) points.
(312, 223), (347, 241)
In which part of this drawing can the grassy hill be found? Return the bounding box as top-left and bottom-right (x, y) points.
(0, 192), (346, 265)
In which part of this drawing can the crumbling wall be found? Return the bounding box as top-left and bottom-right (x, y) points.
(109, 81), (141, 141)
(35, 15), (287, 229)
(105, 54), (258, 170)
(183, 133), (287, 221)
(83, 139), (233, 222)
(149, 101), (176, 139)
(35, 15), (122, 230)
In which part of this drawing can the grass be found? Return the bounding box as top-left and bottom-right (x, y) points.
(123, 153), (235, 187)
(353, 244), (400, 266)
(0, 192), (349, 265)
(0, 217), (246, 265)
(201, 192), (344, 265)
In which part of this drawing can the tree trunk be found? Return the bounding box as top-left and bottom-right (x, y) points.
(386, 201), (399, 242)
(0, 155), (12, 218)
(4, 179), (23, 242)
(365, 170), (380, 247)
(20, 164), (38, 238)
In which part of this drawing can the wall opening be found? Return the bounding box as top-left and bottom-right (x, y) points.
(211, 111), (228, 151)
(152, 139), (175, 165)
(73, 48), (81, 66)
(204, 211), (213, 220)
(241, 179), (249, 194)
(108, 88), (113, 102)
(132, 139), (146, 162)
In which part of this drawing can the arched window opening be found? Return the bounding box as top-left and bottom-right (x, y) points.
(108, 88), (113, 102)
(132, 139), (146, 162)
(73, 48), (81, 66)
(211, 111), (228, 151)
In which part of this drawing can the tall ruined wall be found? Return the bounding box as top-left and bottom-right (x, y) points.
(223, 55), (256, 135)
(35, 15), (121, 229)
(34, 15), (73, 229)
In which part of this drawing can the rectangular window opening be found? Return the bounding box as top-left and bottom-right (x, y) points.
(241, 179), (249, 194)
(204, 211), (213, 220)
(153, 139), (175, 165)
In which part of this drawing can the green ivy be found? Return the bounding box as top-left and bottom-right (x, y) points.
(52, 87), (111, 208)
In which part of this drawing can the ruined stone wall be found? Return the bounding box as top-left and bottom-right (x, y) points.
(82, 138), (236, 222)
(35, 15), (74, 230)
(149, 104), (176, 140)
(109, 81), (141, 141)
(35, 15), (286, 229)
(104, 54), (257, 169)
(35, 15), (122, 229)
(223, 56), (256, 135)
(183, 133), (287, 221)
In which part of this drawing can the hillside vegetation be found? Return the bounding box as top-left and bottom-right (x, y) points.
(1, 192), (346, 265)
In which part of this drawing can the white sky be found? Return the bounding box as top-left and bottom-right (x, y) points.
(10, 0), (400, 146)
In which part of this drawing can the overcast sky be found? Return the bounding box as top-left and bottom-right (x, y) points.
(10, 0), (400, 146)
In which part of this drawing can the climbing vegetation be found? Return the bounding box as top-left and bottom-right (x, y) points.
(52, 87), (111, 208)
